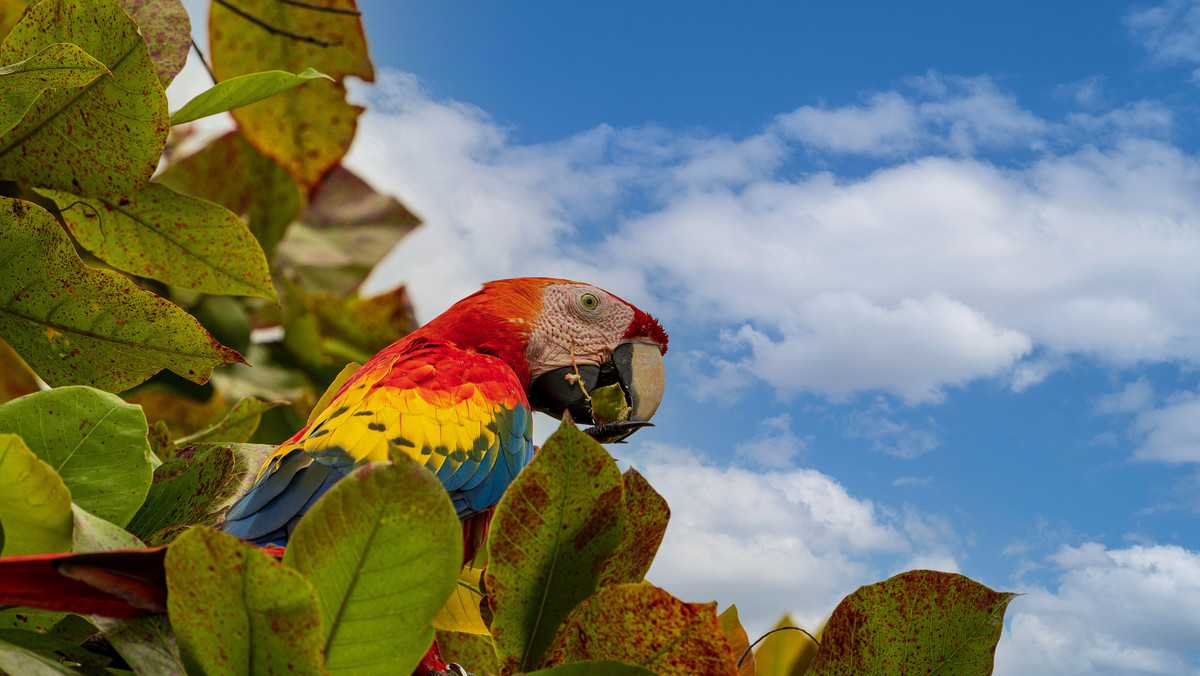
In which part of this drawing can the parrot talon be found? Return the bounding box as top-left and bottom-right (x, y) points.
(584, 420), (654, 443)
(447, 664), (474, 676)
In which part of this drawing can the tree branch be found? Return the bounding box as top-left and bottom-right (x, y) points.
(275, 0), (361, 16)
(190, 38), (217, 85)
(213, 0), (343, 47)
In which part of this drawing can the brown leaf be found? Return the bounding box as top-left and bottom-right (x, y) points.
(209, 0), (373, 189)
(0, 338), (39, 404)
(540, 583), (738, 676)
(717, 605), (755, 676)
(598, 467), (670, 586)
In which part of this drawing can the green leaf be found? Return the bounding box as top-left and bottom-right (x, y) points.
(524, 662), (659, 676)
(156, 129), (304, 260)
(0, 0), (168, 199)
(0, 628), (109, 667)
(0, 42), (109, 136)
(175, 397), (284, 445)
(92, 614), (184, 676)
(0, 386), (152, 527)
(718, 605), (755, 676)
(0, 433), (71, 555)
(170, 68), (332, 125)
(752, 614), (817, 676)
(209, 0), (373, 188)
(0, 638), (77, 675)
(809, 570), (1017, 676)
(126, 441), (271, 542)
(0, 611), (94, 641)
(42, 183), (277, 301)
(598, 468), (669, 586)
(284, 458), (460, 675)
(0, 197), (245, 391)
(541, 583), (738, 676)
(71, 503), (143, 552)
(118, 0), (190, 86)
(165, 527), (325, 676)
(486, 419), (627, 674)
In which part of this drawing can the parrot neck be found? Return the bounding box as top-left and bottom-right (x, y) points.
(408, 290), (541, 388)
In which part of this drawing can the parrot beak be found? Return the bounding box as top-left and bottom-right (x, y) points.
(528, 341), (666, 443)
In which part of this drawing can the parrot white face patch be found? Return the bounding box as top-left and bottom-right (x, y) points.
(525, 283), (635, 380)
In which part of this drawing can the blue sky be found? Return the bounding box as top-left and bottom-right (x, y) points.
(172, 1), (1200, 673)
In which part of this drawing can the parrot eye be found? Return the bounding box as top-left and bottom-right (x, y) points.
(579, 293), (600, 311)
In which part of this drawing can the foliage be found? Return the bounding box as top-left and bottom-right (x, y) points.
(0, 1), (1016, 675)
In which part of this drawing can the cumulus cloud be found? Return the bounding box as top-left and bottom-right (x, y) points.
(996, 542), (1200, 675)
(346, 68), (1200, 414)
(620, 440), (958, 637)
(1095, 377), (1156, 415)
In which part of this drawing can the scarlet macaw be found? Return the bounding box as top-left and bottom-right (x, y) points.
(0, 277), (669, 676)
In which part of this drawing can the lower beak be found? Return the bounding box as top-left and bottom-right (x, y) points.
(527, 341), (666, 442)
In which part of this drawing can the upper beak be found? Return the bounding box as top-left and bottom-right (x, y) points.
(527, 341), (666, 443)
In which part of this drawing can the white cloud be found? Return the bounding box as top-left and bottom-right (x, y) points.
(775, 91), (921, 156)
(734, 413), (808, 468)
(347, 69), (1200, 410)
(620, 440), (957, 638)
(1131, 391), (1200, 462)
(1126, 0), (1200, 66)
(1095, 377), (1156, 415)
(996, 542), (1200, 675)
(844, 399), (941, 458)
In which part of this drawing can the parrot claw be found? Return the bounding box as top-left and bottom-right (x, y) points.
(448, 665), (475, 676)
(583, 420), (654, 443)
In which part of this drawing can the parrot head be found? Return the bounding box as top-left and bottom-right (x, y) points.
(409, 278), (668, 442)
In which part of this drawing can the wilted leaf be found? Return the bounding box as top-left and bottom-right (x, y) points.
(753, 614), (817, 676)
(118, 0), (190, 85)
(433, 566), (489, 635)
(809, 570), (1016, 676)
(0, 386), (152, 527)
(71, 504), (143, 553)
(284, 458), (460, 675)
(0, 338), (38, 404)
(278, 165), (420, 296)
(435, 630), (500, 676)
(125, 444), (234, 539)
(42, 183), (277, 301)
(540, 583), (738, 676)
(0, 638), (77, 675)
(0, 197), (244, 391)
(92, 614), (184, 676)
(0, 433), (72, 556)
(718, 605), (754, 676)
(599, 468), (669, 586)
(0, 0), (168, 198)
(209, 0), (372, 188)
(175, 396), (284, 445)
(165, 527), (324, 676)
(486, 420), (626, 674)
(158, 129), (304, 259)
(171, 68), (331, 125)
(0, 42), (109, 135)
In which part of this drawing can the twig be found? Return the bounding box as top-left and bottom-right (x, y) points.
(189, 38), (217, 85)
(738, 626), (820, 668)
(214, 0), (343, 47)
(275, 0), (361, 16)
